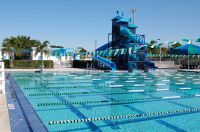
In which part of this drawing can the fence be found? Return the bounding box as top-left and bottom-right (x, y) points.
(151, 61), (175, 68)
(53, 60), (72, 68)
(0, 62), (5, 94)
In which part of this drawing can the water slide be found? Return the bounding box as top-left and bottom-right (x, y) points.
(120, 27), (156, 70)
(93, 27), (155, 71)
(120, 27), (144, 44)
(95, 43), (112, 51)
(93, 55), (116, 72)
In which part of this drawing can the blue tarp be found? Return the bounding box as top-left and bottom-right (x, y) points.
(51, 48), (66, 56)
(170, 44), (200, 55)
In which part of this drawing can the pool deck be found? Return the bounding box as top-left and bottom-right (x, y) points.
(5, 68), (92, 72)
(4, 68), (128, 73)
(178, 69), (200, 73)
(0, 94), (11, 132)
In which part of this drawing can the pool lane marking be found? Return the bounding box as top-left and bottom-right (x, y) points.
(27, 88), (189, 96)
(128, 90), (144, 93)
(85, 75), (92, 77)
(125, 81), (135, 83)
(189, 75), (196, 77)
(193, 82), (200, 84)
(48, 108), (200, 125)
(174, 77), (181, 79)
(180, 88), (191, 90)
(109, 85), (124, 88)
(155, 84), (166, 86)
(155, 120), (187, 132)
(124, 76), (133, 77)
(175, 83), (185, 85)
(163, 96), (180, 99)
(144, 78), (152, 80)
(92, 79), (102, 81)
(74, 77), (85, 79)
(128, 78), (136, 80)
(24, 85), (103, 90)
(105, 81), (115, 83)
(134, 84), (145, 87)
(161, 80), (170, 82)
(68, 75), (77, 77)
(156, 88), (169, 91)
(37, 94), (199, 107)
(177, 79), (186, 82)
(193, 79), (200, 81)
(28, 85), (197, 96)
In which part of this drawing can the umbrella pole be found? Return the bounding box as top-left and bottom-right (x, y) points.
(188, 55), (189, 69)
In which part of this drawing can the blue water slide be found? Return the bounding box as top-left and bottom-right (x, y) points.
(95, 43), (112, 52)
(93, 55), (116, 72)
(120, 27), (145, 44)
(144, 61), (156, 70)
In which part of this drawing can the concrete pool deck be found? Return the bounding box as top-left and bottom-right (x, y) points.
(178, 69), (200, 73)
(4, 68), (127, 73)
(0, 94), (11, 132)
(5, 68), (92, 72)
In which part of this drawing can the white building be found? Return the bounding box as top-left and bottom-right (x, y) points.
(31, 47), (67, 61)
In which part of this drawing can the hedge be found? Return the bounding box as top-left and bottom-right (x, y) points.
(73, 60), (93, 68)
(4, 60), (53, 69)
(3, 60), (10, 68)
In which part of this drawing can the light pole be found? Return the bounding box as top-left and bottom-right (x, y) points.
(95, 40), (97, 56)
(158, 39), (162, 64)
(182, 38), (192, 69)
(130, 8), (136, 24)
(160, 46), (162, 64)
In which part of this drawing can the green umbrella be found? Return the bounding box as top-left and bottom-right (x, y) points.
(108, 50), (114, 56)
(182, 39), (190, 42)
(196, 38), (200, 43)
(114, 49), (119, 56)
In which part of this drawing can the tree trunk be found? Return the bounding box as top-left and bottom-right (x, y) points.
(41, 51), (44, 72)
(9, 50), (14, 68)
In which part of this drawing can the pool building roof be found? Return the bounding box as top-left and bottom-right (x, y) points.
(112, 15), (122, 21)
(116, 18), (129, 23)
(128, 24), (138, 28)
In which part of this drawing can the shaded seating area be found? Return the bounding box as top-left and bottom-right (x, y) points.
(171, 44), (200, 69)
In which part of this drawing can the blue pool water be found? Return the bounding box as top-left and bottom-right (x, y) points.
(12, 70), (200, 131)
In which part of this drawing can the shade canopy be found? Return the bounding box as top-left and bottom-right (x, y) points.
(51, 48), (66, 57)
(170, 44), (200, 55)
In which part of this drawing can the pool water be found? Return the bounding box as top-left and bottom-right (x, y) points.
(12, 70), (200, 131)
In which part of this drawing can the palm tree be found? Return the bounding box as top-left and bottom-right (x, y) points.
(171, 42), (182, 48)
(34, 41), (50, 72)
(2, 36), (40, 61)
(147, 40), (157, 53)
(76, 47), (87, 60)
(2, 38), (15, 68)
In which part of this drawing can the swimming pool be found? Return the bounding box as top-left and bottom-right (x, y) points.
(11, 70), (200, 131)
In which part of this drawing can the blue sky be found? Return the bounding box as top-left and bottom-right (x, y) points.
(0, 0), (199, 51)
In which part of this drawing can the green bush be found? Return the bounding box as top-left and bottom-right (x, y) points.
(3, 60), (10, 68)
(73, 60), (93, 68)
(3, 60), (53, 69)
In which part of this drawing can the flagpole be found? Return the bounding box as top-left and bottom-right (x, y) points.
(158, 39), (161, 64)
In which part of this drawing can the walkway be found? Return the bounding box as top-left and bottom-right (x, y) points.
(0, 94), (11, 132)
